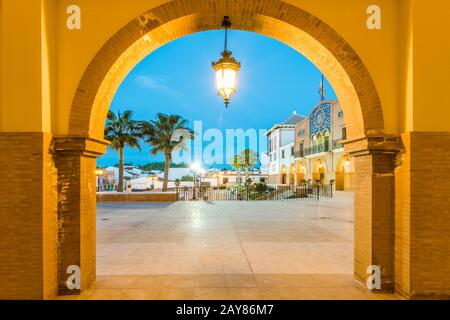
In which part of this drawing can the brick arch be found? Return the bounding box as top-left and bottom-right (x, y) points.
(69, 0), (384, 141)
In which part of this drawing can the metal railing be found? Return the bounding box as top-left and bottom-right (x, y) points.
(304, 142), (330, 156)
(294, 149), (304, 158)
(332, 139), (344, 150)
(177, 183), (334, 202)
(97, 179), (120, 192)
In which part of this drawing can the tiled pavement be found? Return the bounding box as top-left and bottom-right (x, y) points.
(60, 193), (399, 300)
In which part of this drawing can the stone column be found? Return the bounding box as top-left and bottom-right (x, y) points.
(344, 135), (400, 293)
(53, 137), (107, 295)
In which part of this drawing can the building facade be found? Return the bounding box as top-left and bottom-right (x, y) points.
(294, 100), (354, 191)
(266, 112), (306, 184)
(266, 101), (355, 191)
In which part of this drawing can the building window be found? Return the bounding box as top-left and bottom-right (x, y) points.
(223, 178), (229, 185)
(342, 127), (347, 140)
(260, 177), (266, 183)
(291, 147), (294, 156)
(338, 111), (344, 119)
(282, 150), (285, 159)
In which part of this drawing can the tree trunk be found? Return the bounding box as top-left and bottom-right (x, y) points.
(118, 147), (124, 192)
(245, 167), (249, 184)
(163, 153), (171, 192)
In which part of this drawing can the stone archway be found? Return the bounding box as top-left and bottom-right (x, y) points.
(289, 164), (296, 186)
(336, 155), (355, 191)
(57, 0), (400, 296)
(296, 161), (307, 185)
(280, 165), (287, 185)
(68, 0), (383, 140)
(312, 158), (328, 184)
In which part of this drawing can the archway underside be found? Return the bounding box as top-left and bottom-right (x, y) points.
(69, 0), (384, 141)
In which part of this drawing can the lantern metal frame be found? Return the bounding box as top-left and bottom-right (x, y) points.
(212, 16), (241, 108)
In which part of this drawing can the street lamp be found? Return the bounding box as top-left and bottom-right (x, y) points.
(150, 175), (156, 190)
(345, 157), (351, 167)
(212, 16), (241, 108)
(190, 163), (202, 200)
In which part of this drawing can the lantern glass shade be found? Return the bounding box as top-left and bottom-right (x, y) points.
(212, 51), (241, 107)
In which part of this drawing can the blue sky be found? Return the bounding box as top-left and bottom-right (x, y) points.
(97, 30), (336, 167)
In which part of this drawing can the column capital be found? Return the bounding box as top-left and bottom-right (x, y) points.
(52, 136), (109, 158)
(342, 134), (402, 157)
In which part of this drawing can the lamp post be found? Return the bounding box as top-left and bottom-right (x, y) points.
(175, 179), (181, 200)
(191, 163), (201, 200)
(212, 16), (241, 108)
(150, 175), (156, 191)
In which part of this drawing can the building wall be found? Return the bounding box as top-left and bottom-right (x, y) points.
(292, 101), (354, 189)
(268, 125), (297, 185)
(331, 101), (346, 142)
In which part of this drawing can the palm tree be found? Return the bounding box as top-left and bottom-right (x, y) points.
(231, 155), (244, 186)
(140, 113), (193, 191)
(104, 110), (142, 192)
(239, 149), (258, 184)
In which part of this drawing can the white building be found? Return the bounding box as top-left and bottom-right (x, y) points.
(265, 112), (306, 185)
(213, 170), (268, 186)
(156, 168), (192, 181)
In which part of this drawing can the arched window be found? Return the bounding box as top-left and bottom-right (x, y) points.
(323, 130), (330, 148)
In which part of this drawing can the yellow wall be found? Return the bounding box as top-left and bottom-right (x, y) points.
(1, 0), (44, 131)
(0, 0), (449, 134)
(411, 0), (450, 131)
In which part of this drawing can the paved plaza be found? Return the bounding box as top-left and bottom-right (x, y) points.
(63, 193), (398, 300)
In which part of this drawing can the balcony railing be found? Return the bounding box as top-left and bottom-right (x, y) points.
(304, 142), (330, 156)
(332, 139), (344, 150)
(294, 149), (304, 158)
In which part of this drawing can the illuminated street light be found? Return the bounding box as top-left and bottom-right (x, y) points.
(212, 16), (241, 108)
(345, 158), (351, 167)
(190, 162), (201, 172)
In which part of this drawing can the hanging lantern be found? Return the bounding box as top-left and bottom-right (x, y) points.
(212, 16), (241, 108)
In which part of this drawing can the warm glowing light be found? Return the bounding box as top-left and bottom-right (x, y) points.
(212, 16), (241, 108)
(213, 52), (240, 107)
(191, 163), (201, 171)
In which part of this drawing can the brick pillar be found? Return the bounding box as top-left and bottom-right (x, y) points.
(396, 132), (450, 299)
(53, 137), (107, 295)
(344, 135), (400, 293)
(0, 133), (58, 300)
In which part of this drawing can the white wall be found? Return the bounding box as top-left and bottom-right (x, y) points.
(280, 129), (295, 146)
